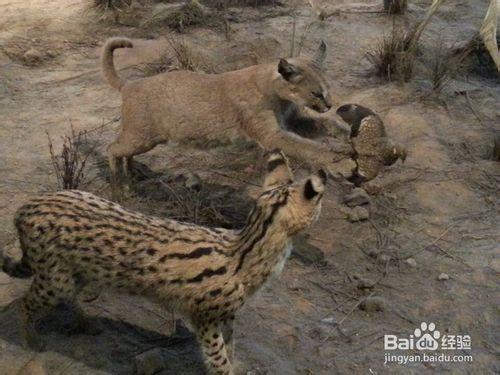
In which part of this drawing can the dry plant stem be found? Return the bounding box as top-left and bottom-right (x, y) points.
(407, 0), (445, 53)
(46, 125), (98, 190)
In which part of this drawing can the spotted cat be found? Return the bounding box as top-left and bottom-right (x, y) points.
(2, 150), (326, 375)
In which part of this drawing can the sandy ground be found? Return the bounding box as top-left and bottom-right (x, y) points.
(0, 0), (499, 374)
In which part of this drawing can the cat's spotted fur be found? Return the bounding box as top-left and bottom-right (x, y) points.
(2, 150), (326, 375)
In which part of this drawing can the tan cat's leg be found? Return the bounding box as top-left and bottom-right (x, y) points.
(196, 321), (233, 375)
(108, 132), (159, 200)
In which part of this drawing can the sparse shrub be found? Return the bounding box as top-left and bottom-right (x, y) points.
(429, 39), (455, 92)
(134, 178), (252, 229)
(366, 23), (414, 81)
(167, 38), (199, 71)
(144, 0), (226, 33)
(47, 126), (98, 190)
(136, 54), (176, 76)
(166, 37), (216, 72)
(384, 0), (407, 14)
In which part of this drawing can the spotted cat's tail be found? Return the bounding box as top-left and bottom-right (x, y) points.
(1, 249), (32, 278)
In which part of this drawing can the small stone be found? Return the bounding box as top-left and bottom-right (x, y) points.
(330, 158), (357, 179)
(23, 48), (43, 65)
(321, 317), (336, 325)
(133, 348), (165, 375)
(343, 187), (370, 207)
(438, 273), (449, 281)
(347, 206), (369, 222)
(360, 296), (386, 312)
(291, 234), (326, 266)
(182, 172), (202, 191)
(45, 49), (56, 58)
(353, 275), (375, 290)
(405, 258), (417, 268)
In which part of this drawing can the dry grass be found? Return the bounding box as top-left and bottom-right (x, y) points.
(135, 54), (177, 76)
(132, 178), (252, 229)
(383, 0), (407, 15)
(92, 0), (131, 11)
(204, 0), (281, 6)
(429, 39), (456, 92)
(47, 125), (99, 190)
(144, 0), (227, 33)
(366, 23), (414, 81)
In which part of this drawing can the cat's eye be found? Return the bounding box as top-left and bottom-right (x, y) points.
(312, 91), (323, 99)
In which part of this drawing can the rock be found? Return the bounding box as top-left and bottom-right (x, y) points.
(23, 48), (43, 65)
(133, 348), (166, 375)
(438, 273), (449, 281)
(353, 275), (375, 289)
(291, 234), (326, 266)
(329, 158), (356, 179)
(45, 50), (56, 58)
(343, 187), (370, 207)
(321, 316), (336, 325)
(405, 258), (417, 268)
(347, 206), (369, 222)
(178, 172), (201, 191)
(360, 296), (386, 312)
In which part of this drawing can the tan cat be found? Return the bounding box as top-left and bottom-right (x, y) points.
(102, 37), (353, 197)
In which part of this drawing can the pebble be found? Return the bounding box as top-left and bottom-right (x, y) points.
(23, 48), (43, 64)
(182, 172), (202, 191)
(438, 273), (449, 281)
(133, 348), (165, 375)
(354, 275), (375, 290)
(360, 296), (386, 312)
(347, 206), (369, 222)
(405, 258), (417, 268)
(343, 187), (370, 207)
(321, 317), (336, 325)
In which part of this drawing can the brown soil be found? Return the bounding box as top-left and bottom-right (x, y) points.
(0, 0), (498, 374)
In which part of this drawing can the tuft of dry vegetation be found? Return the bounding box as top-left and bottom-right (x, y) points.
(132, 177), (252, 229)
(92, 0), (131, 12)
(47, 126), (99, 190)
(429, 39), (455, 92)
(143, 0), (227, 33)
(135, 54), (177, 77)
(366, 23), (414, 81)
(204, 0), (281, 7)
(383, 0), (407, 15)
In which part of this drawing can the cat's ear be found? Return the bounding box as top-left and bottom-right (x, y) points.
(303, 169), (327, 200)
(278, 59), (301, 81)
(262, 149), (294, 190)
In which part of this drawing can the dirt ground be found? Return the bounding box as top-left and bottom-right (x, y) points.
(0, 0), (499, 374)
